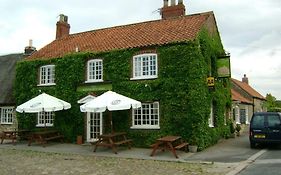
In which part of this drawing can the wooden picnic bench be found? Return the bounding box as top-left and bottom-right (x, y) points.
(93, 132), (133, 154)
(150, 136), (188, 158)
(0, 130), (31, 145)
(28, 130), (64, 147)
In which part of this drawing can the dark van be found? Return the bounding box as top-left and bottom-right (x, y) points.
(249, 112), (281, 148)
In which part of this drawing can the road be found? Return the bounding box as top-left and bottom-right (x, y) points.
(238, 145), (281, 175)
(185, 128), (281, 175)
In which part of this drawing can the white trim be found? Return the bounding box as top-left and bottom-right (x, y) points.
(87, 112), (103, 142)
(0, 106), (14, 124)
(208, 102), (214, 127)
(131, 102), (160, 129)
(85, 80), (104, 83)
(130, 75), (158, 80)
(77, 95), (96, 104)
(36, 112), (54, 127)
(130, 125), (160, 129)
(86, 59), (103, 83)
(38, 65), (55, 86)
(37, 83), (56, 87)
(131, 53), (158, 80)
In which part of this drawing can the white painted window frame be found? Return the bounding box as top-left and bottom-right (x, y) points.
(209, 102), (214, 127)
(39, 65), (56, 86)
(131, 102), (160, 129)
(0, 107), (14, 124)
(131, 53), (158, 80)
(36, 112), (54, 127)
(86, 59), (103, 83)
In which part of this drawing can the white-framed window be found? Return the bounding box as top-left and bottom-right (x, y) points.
(36, 112), (54, 127)
(86, 59), (103, 83)
(234, 105), (241, 124)
(209, 102), (214, 127)
(131, 53), (158, 80)
(39, 65), (55, 86)
(131, 102), (160, 129)
(0, 107), (14, 124)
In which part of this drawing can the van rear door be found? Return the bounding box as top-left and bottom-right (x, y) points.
(251, 114), (267, 139)
(266, 114), (281, 142)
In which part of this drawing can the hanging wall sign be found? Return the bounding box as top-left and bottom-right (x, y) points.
(217, 55), (231, 78)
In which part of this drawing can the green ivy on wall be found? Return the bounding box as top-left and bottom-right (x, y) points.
(14, 28), (232, 150)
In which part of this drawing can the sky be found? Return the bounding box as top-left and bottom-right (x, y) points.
(0, 0), (280, 100)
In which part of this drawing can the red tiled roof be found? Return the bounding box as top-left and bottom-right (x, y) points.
(231, 78), (265, 100)
(27, 12), (213, 60)
(231, 89), (252, 104)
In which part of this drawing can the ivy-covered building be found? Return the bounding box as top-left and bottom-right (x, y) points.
(15, 0), (232, 150)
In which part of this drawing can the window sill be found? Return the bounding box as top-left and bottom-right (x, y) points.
(37, 83), (56, 87)
(130, 126), (160, 130)
(0, 122), (13, 125)
(36, 125), (54, 127)
(85, 80), (104, 83)
(130, 76), (158, 81)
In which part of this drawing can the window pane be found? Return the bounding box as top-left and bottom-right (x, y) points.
(133, 54), (157, 79)
(40, 65), (55, 85)
(268, 115), (281, 127)
(252, 115), (265, 128)
(87, 60), (103, 81)
(132, 102), (159, 128)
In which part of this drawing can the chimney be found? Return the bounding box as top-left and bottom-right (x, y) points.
(161, 0), (186, 19)
(242, 74), (249, 84)
(24, 39), (36, 56)
(56, 14), (70, 39)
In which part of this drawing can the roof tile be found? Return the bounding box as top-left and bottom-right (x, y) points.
(232, 78), (265, 100)
(27, 12), (212, 60)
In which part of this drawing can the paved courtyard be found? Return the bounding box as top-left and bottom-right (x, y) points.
(0, 141), (236, 175)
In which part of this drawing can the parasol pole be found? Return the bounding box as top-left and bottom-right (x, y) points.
(109, 111), (114, 133)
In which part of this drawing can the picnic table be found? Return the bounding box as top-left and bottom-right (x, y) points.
(28, 130), (64, 147)
(93, 132), (133, 154)
(0, 130), (30, 145)
(150, 135), (188, 158)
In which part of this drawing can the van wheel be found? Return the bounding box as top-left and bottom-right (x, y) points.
(250, 141), (256, 149)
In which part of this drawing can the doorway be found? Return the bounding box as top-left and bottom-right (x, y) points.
(86, 112), (103, 142)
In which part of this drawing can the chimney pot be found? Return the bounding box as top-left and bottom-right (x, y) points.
(56, 14), (70, 39)
(24, 39), (36, 56)
(164, 0), (168, 7)
(161, 0), (186, 19)
(242, 74), (249, 84)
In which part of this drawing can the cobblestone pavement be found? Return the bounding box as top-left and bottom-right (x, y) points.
(0, 148), (236, 175)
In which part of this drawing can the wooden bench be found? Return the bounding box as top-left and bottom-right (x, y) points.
(94, 132), (133, 154)
(174, 142), (188, 152)
(28, 130), (64, 147)
(114, 139), (133, 147)
(44, 134), (64, 141)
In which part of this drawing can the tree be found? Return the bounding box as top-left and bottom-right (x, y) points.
(264, 93), (281, 112)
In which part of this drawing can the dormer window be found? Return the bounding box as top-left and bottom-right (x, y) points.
(39, 65), (55, 86)
(131, 53), (158, 80)
(86, 59), (103, 83)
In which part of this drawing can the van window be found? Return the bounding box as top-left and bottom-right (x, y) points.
(268, 114), (281, 127)
(252, 115), (265, 128)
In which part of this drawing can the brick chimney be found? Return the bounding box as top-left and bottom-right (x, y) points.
(24, 39), (36, 56)
(161, 0), (186, 19)
(56, 14), (70, 39)
(242, 74), (249, 84)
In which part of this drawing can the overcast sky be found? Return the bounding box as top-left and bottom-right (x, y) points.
(1, 0), (280, 100)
